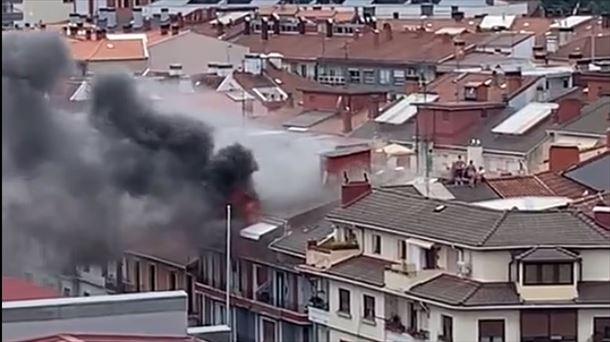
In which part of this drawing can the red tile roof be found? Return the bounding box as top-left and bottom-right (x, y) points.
(17, 334), (204, 342)
(550, 34), (610, 61)
(234, 33), (351, 61)
(66, 37), (147, 61)
(2, 277), (61, 302)
(486, 175), (554, 198)
(536, 170), (592, 198)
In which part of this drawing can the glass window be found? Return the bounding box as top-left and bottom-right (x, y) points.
(348, 69), (361, 83)
(372, 234), (381, 254)
(541, 264), (555, 284)
(523, 263), (573, 285)
(393, 70), (405, 85)
(363, 294), (375, 321)
(558, 264), (573, 284)
(442, 315), (453, 342)
(380, 69), (391, 84)
(398, 240), (407, 260)
(338, 288), (350, 315)
(479, 320), (504, 342)
(363, 70), (375, 84)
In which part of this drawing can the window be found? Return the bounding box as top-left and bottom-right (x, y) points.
(593, 317), (610, 341)
(441, 315), (453, 342)
(62, 0), (74, 3)
(398, 240), (407, 260)
(338, 288), (350, 315)
(372, 234), (381, 254)
(170, 271), (178, 290)
(122, 0), (130, 8)
(63, 287), (71, 296)
(345, 228), (357, 242)
(83, 291), (90, 297)
(262, 318), (277, 342)
(135, 261), (141, 291)
(363, 70), (375, 84)
(408, 302), (418, 330)
(148, 264), (156, 291)
(563, 78), (569, 88)
(393, 70), (405, 85)
(300, 65), (307, 77)
(479, 319), (505, 342)
(108, 0), (116, 7)
(348, 69), (361, 83)
(380, 69), (391, 84)
(523, 263), (573, 285)
(424, 247), (439, 269)
(363, 294), (375, 322)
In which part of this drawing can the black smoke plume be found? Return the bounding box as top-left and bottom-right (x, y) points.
(2, 31), (258, 274)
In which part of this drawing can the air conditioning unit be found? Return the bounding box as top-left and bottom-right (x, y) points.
(457, 260), (471, 276)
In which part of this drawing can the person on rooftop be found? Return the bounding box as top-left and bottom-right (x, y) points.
(452, 155), (466, 185)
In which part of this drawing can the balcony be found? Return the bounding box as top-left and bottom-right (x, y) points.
(305, 238), (360, 270)
(384, 262), (444, 292)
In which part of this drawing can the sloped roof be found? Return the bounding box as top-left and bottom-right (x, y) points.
(325, 256), (394, 286)
(557, 97), (610, 136)
(564, 152), (610, 192)
(327, 188), (610, 248)
(515, 247), (580, 262)
(2, 277), (61, 302)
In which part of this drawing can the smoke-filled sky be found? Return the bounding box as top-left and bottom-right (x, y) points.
(2, 31), (336, 276)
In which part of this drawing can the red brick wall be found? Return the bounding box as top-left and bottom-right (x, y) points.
(588, 79), (610, 102)
(549, 145), (580, 172)
(324, 150), (372, 175)
(554, 97), (583, 124)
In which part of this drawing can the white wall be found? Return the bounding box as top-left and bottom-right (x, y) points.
(327, 280), (385, 342)
(470, 250), (512, 282)
(428, 306), (520, 342)
(578, 309), (610, 342)
(362, 230), (400, 262)
(580, 249), (610, 281)
(21, 0), (72, 24)
(512, 36), (535, 60)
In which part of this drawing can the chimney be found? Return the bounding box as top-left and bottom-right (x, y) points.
(171, 24), (180, 35)
(505, 69), (522, 94)
(405, 75), (420, 94)
(107, 8), (117, 28)
(76, 21), (84, 30)
(69, 25), (78, 36)
(367, 95), (381, 119)
(373, 29), (380, 46)
(452, 11), (464, 22)
(160, 8), (170, 23)
(341, 173), (372, 207)
(297, 17), (305, 34)
(382, 22), (392, 41)
(62, 26), (68, 35)
(368, 16), (377, 30)
(95, 28), (105, 40)
(467, 138), (484, 168)
(244, 53), (263, 75)
(393, 12), (399, 19)
(549, 145), (579, 172)
(533, 45), (548, 62)
(177, 12), (184, 28)
(244, 16), (251, 35)
(602, 13), (610, 29)
(593, 206), (610, 230)
(421, 4), (433, 16)
(85, 28), (92, 40)
(272, 13), (280, 35)
(326, 19), (334, 38)
(261, 18), (269, 40)
(453, 38), (466, 60)
(133, 7), (143, 29)
(160, 23), (170, 35)
(143, 18), (151, 31)
(123, 23), (132, 33)
(554, 97), (584, 124)
(464, 83), (488, 102)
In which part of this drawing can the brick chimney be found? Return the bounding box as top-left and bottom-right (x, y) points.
(405, 75), (420, 94)
(261, 17), (269, 40)
(505, 69), (523, 95)
(85, 28), (92, 40)
(171, 24), (180, 35)
(382, 22), (392, 41)
(549, 145), (579, 172)
(95, 28), (106, 40)
(602, 13), (610, 29)
(297, 17), (305, 34)
(593, 205), (610, 230)
(554, 97), (583, 125)
(244, 16), (251, 35)
(272, 13), (280, 35)
(326, 18), (333, 38)
(453, 38), (466, 61)
(452, 11), (464, 22)
(160, 23), (169, 35)
(373, 29), (380, 46)
(341, 107), (352, 133)
(341, 172), (372, 207)
(367, 95), (381, 119)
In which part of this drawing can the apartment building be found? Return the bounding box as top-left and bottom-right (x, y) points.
(298, 177), (610, 342)
(2, 0), (22, 28)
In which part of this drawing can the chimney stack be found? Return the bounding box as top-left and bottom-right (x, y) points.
(405, 75), (420, 94)
(95, 28), (105, 40)
(602, 13), (610, 29)
(340, 173), (371, 207)
(261, 17), (269, 40)
(133, 7), (143, 29)
(297, 17), (305, 34)
(393, 12), (399, 19)
(549, 145), (579, 172)
(40, 23), (47, 30)
(593, 206), (610, 230)
(272, 13), (281, 35)
(505, 68), (522, 94)
(382, 22), (392, 41)
(169, 63), (183, 77)
(244, 16), (251, 35)
(85, 28), (92, 40)
(326, 19), (333, 38)
(553, 97), (583, 125)
(152, 13), (162, 25)
(169, 13), (178, 24)
(373, 29), (380, 46)
(171, 24), (180, 35)
(160, 23), (170, 35)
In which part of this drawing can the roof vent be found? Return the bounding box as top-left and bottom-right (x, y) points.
(434, 205), (446, 212)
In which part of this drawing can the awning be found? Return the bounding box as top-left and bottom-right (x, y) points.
(407, 238), (433, 249)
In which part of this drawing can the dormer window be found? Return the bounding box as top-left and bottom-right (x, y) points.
(523, 262), (573, 285)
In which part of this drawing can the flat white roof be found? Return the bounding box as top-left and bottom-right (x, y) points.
(240, 221), (281, 240)
(375, 93), (438, 125)
(435, 27), (468, 35)
(479, 15), (516, 30)
(550, 15), (592, 29)
(2, 290), (187, 310)
(188, 325), (231, 334)
(473, 196), (572, 210)
(491, 102), (559, 135)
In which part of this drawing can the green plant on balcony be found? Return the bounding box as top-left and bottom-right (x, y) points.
(385, 314), (406, 333)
